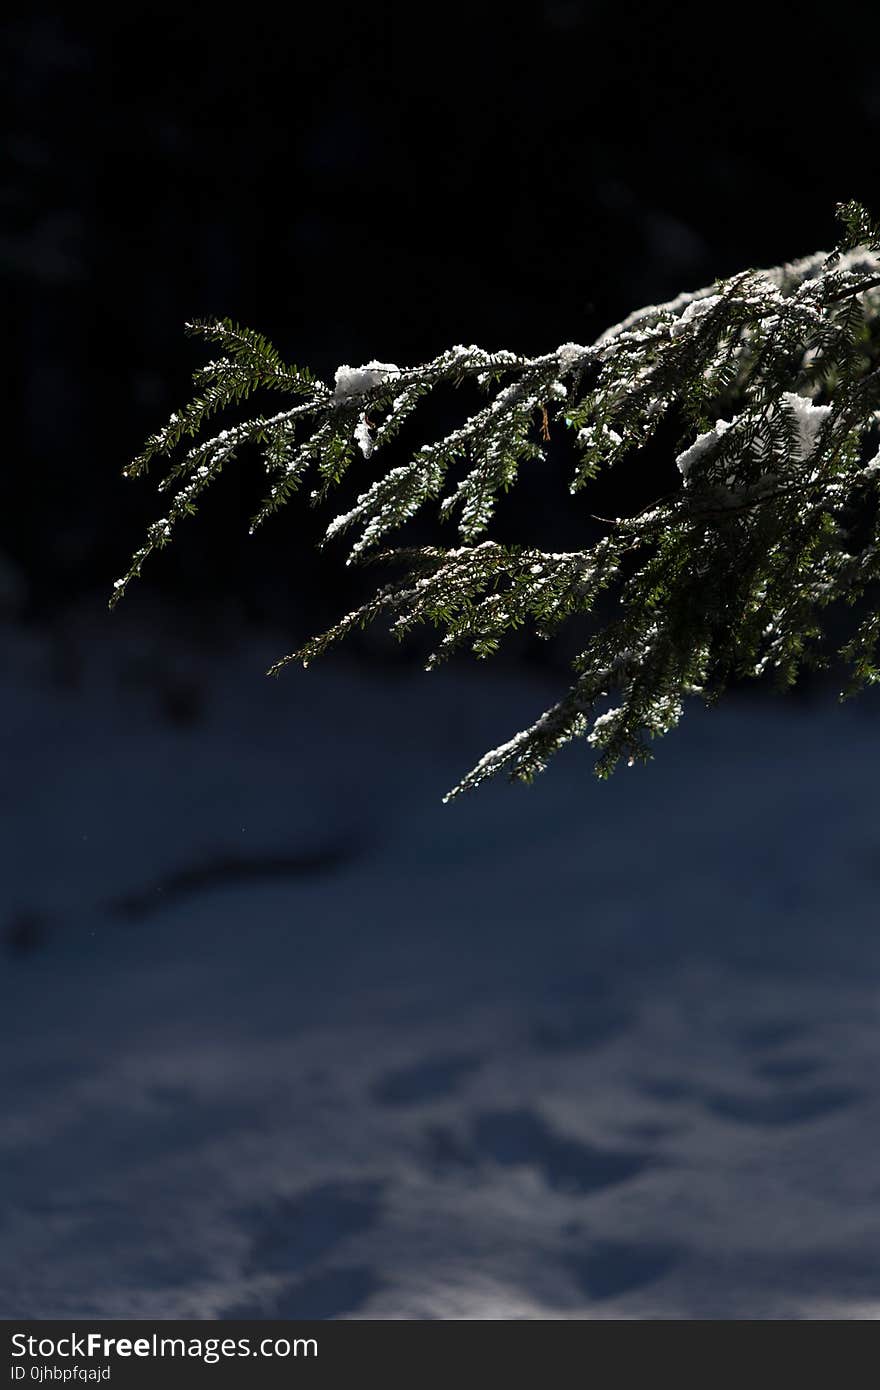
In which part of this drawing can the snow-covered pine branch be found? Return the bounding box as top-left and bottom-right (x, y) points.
(112, 201), (880, 799)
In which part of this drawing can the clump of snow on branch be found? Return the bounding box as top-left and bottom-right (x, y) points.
(670, 294), (722, 338)
(333, 361), (400, 400)
(353, 416), (374, 459)
(780, 391), (832, 462)
(676, 419), (732, 482)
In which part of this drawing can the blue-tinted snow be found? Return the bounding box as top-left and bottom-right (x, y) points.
(2, 597), (880, 1319)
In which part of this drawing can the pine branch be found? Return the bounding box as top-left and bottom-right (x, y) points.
(111, 202), (880, 799)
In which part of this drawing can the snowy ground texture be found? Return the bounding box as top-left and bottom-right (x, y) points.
(3, 596), (880, 1320)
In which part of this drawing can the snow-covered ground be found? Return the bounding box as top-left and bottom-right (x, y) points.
(3, 595), (880, 1319)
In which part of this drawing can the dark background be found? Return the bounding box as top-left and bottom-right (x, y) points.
(5, 1), (880, 651)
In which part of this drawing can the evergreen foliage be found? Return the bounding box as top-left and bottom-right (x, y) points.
(112, 203), (880, 799)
